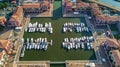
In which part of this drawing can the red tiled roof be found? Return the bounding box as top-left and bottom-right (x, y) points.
(66, 1), (73, 7)
(105, 39), (119, 48)
(23, 1), (50, 8)
(0, 16), (6, 23)
(96, 15), (106, 21)
(23, 3), (41, 8)
(80, 2), (90, 8)
(0, 40), (11, 49)
(0, 52), (3, 59)
(9, 6), (23, 26)
(76, 2), (90, 8)
(0, 40), (12, 54)
(106, 16), (120, 23)
(9, 6), (23, 21)
(111, 50), (120, 66)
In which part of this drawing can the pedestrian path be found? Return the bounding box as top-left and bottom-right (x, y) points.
(89, 0), (120, 12)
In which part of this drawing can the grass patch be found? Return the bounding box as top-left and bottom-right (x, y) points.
(20, 1), (96, 61)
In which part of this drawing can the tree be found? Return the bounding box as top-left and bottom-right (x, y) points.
(0, 3), (5, 9)
(4, 2), (9, 7)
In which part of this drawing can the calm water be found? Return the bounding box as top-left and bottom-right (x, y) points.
(100, 0), (120, 8)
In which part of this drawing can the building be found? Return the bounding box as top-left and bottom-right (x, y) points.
(103, 39), (120, 51)
(0, 16), (6, 26)
(64, 0), (90, 12)
(11, 0), (17, 4)
(8, 6), (23, 27)
(0, 50), (7, 67)
(0, 40), (13, 54)
(90, 3), (120, 25)
(109, 50), (120, 67)
(90, 3), (101, 15)
(23, 0), (51, 13)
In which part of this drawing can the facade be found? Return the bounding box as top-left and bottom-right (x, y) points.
(0, 50), (7, 67)
(91, 3), (120, 25)
(0, 40), (13, 54)
(23, 0), (51, 13)
(11, 0), (17, 4)
(8, 6), (23, 27)
(0, 16), (6, 26)
(103, 39), (119, 51)
(63, 0), (90, 12)
(109, 50), (120, 67)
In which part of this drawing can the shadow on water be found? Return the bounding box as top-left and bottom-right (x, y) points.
(52, 6), (62, 20)
(89, 50), (97, 60)
(50, 64), (66, 67)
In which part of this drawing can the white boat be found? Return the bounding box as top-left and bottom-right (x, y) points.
(75, 45), (78, 49)
(44, 45), (48, 50)
(26, 43), (29, 49)
(27, 38), (29, 43)
(81, 42), (84, 49)
(86, 27), (89, 32)
(42, 38), (44, 42)
(29, 45), (32, 50)
(78, 43), (80, 48)
(40, 45), (42, 49)
(35, 45), (37, 50)
(20, 53), (24, 57)
(68, 45), (70, 50)
(66, 38), (69, 42)
(42, 45), (45, 49)
(70, 43), (73, 48)
(62, 42), (65, 47)
(39, 38), (41, 42)
(87, 43), (91, 50)
(31, 38), (33, 43)
(37, 45), (40, 50)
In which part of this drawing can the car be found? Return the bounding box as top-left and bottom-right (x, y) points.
(102, 58), (106, 63)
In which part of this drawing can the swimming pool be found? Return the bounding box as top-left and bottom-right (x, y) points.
(99, 0), (120, 8)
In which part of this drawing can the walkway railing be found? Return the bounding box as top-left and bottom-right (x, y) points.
(89, 0), (120, 12)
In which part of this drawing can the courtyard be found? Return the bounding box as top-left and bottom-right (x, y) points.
(20, 1), (96, 61)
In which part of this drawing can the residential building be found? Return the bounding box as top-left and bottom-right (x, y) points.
(63, 0), (90, 12)
(109, 50), (120, 67)
(0, 40), (13, 54)
(23, 0), (51, 13)
(0, 50), (7, 67)
(0, 16), (6, 26)
(91, 3), (120, 25)
(11, 0), (17, 4)
(8, 6), (23, 27)
(103, 39), (119, 51)
(91, 3), (101, 15)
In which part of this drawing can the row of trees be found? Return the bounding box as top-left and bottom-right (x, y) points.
(0, 2), (9, 9)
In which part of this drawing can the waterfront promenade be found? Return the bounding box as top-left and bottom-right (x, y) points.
(89, 0), (120, 12)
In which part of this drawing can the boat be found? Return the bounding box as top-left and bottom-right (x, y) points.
(81, 42), (84, 49)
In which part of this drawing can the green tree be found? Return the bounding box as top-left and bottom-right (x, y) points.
(4, 2), (9, 7)
(0, 3), (5, 9)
